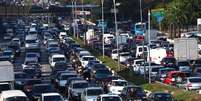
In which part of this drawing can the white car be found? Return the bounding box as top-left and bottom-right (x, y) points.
(111, 49), (119, 60)
(132, 59), (144, 73)
(39, 93), (67, 101)
(96, 93), (122, 101)
(108, 79), (128, 95)
(81, 87), (104, 101)
(119, 52), (131, 63)
(22, 57), (39, 69)
(49, 54), (66, 67)
(0, 90), (29, 101)
(80, 55), (96, 68)
(58, 72), (77, 88)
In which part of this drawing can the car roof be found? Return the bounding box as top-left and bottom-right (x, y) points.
(99, 93), (120, 97)
(112, 79), (127, 82)
(1, 90), (27, 98)
(42, 92), (61, 96)
(86, 87), (103, 90)
(51, 54), (65, 57)
(72, 80), (88, 84)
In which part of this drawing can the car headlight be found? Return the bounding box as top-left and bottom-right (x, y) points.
(72, 92), (78, 96)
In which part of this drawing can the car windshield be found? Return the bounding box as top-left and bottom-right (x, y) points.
(87, 89), (103, 96)
(26, 40), (36, 43)
(49, 44), (58, 47)
(15, 73), (27, 79)
(155, 93), (173, 101)
(26, 54), (37, 57)
(96, 70), (111, 75)
(25, 61), (37, 65)
(0, 84), (10, 92)
(178, 62), (189, 66)
(161, 69), (174, 74)
(189, 78), (201, 83)
(114, 81), (127, 86)
(26, 80), (41, 85)
(53, 58), (65, 62)
(102, 96), (121, 101)
(120, 53), (130, 56)
(61, 75), (77, 80)
(44, 96), (63, 101)
(73, 83), (88, 89)
(82, 57), (95, 61)
(5, 97), (28, 101)
(3, 52), (12, 55)
(33, 85), (55, 93)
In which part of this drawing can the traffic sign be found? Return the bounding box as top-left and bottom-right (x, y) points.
(151, 8), (165, 23)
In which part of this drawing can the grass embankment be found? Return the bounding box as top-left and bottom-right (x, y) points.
(71, 37), (201, 101)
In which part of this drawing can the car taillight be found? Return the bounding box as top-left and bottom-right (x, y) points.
(24, 85), (32, 92)
(187, 83), (192, 88)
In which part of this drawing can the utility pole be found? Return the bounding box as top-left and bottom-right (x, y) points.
(113, 0), (120, 71)
(148, 10), (151, 84)
(101, 0), (105, 58)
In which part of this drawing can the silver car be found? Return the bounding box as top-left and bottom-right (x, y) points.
(185, 77), (201, 90)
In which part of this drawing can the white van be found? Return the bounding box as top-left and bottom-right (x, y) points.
(49, 54), (66, 67)
(147, 48), (167, 64)
(0, 90), (29, 101)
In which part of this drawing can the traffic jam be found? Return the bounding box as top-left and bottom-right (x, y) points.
(0, 15), (200, 101)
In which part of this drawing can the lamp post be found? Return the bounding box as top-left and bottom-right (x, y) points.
(113, 0), (120, 70)
(148, 10), (151, 84)
(101, 0), (105, 58)
(72, 0), (76, 37)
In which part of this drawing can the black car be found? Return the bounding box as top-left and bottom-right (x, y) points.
(14, 72), (31, 90)
(23, 79), (42, 96)
(120, 86), (147, 101)
(147, 92), (174, 101)
(31, 83), (56, 100)
(23, 67), (41, 78)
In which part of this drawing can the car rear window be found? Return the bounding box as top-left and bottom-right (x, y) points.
(102, 97), (121, 101)
(189, 78), (201, 83)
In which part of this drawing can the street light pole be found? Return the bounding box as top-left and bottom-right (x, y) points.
(72, 0), (76, 37)
(113, 0), (120, 70)
(101, 0), (105, 58)
(148, 10), (151, 84)
(140, 0), (143, 22)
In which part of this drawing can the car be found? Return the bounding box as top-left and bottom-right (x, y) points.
(22, 57), (39, 69)
(177, 61), (191, 73)
(96, 93), (122, 101)
(111, 49), (121, 60)
(184, 77), (201, 90)
(0, 90), (29, 101)
(91, 68), (112, 81)
(91, 64), (107, 72)
(25, 52), (40, 60)
(81, 87), (104, 101)
(57, 72), (78, 89)
(68, 80), (89, 101)
(14, 72), (31, 90)
(119, 52), (132, 64)
(31, 83), (56, 100)
(161, 57), (176, 67)
(85, 60), (100, 70)
(11, 37), (21, 46)
(0, 49), (15, 62)
(65, 77), (85, 93)
(49, 54), (66, 67)
(147, 91), (174, 101)
(23, 67), (41, 78)
(80, 55), (96, 68)
(163, 71), (187, 85)
(193, 67), (201, 76)
(108, 79), (128, 95)
(23, 79), (42, 95)
(120, 85), (147, 101)
(157, 67), (175, 81)
(39, 93), (66, 101)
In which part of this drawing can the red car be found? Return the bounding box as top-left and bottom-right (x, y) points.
(163, 71), (186, 85)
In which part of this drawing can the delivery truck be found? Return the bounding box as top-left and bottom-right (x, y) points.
(174, 38), (198, 61)
(0, 61), (14, 93)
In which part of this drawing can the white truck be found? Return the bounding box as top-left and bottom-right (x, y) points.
(0, 61), (14, 93)
(174, 38), (198, 61)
